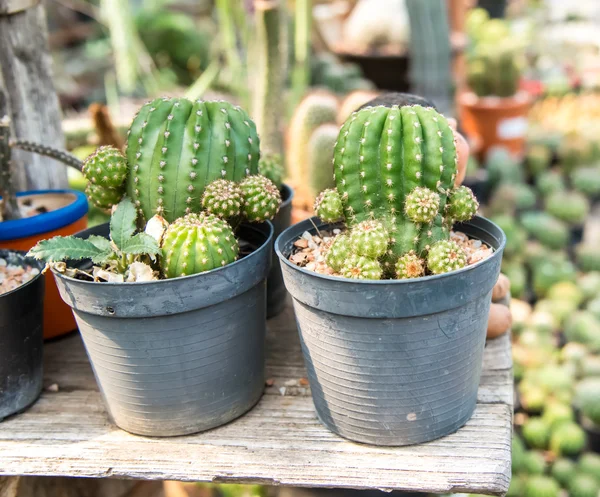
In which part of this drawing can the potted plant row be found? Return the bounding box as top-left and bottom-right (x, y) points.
(275, 101), (506, 445)
(28, 97), (283, 437)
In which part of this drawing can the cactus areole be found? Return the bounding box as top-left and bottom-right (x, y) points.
(126, 98), (261, 223)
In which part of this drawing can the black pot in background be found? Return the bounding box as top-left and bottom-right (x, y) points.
(0, 250), (45, 420)
(334, 51), (410, 92)
(267, 184), (294, 318)
(477, 0), (507, 18)
(463, 169), (490, 206)
(581, 416), (600, 454)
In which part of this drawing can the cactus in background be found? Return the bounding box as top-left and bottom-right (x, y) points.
(125, 97), (260, 223)
(467, 45), (522, 98)
(306, 124), (339, 202)
(252, 0), (286, 155)
(576, 244), (600, 272)
(578, 453), (600, 479)
(315, 104), (476, 278)
(287, 91), (338, 208)
(551, 458), (577, 488)
(536, 169), (566, 197)
(527, 144), (552, 177)
(161, 212), (239, 277)
(550, 422), (587, 457)
(545, 191), (590, 225)
(522, 417), (551, 449)
(524, 476), (560, 497)
(568, 475), (600, 497)
(258, 153), (284, 189)
(521, 212), (569, 250)
(571, 166), (600, 197)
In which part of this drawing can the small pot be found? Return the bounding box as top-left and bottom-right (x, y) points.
(276, 216), (505, 446)
(334, 50), (410, 92)
(0, 190), (88, 339)
(459, 91), (531, 161)
(267, 184), (294, 318)
(0, 250), (45, 420)
(53, 222), (273, 437)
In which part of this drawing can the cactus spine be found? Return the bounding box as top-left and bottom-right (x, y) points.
(126, 97), (260, 222)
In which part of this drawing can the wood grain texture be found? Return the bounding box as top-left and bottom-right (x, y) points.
(0, 1), (67, 190)
(0, 298), (512, 496)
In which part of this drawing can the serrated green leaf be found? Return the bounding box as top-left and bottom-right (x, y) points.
(120, 233), (160, 260)
(87, 235), (113, 252)
(91, 251), (115, 265)
(110, 197), (137, 249)
(27, 237), (105, 262)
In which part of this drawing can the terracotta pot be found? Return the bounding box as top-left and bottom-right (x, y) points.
(0, 190), (88, 339)
(458, 91), (531, 161)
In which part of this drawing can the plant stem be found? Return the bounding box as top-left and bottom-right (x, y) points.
(291, 0), (312, 109)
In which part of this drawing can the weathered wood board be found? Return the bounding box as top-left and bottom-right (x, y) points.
(0, 299), (512, 496)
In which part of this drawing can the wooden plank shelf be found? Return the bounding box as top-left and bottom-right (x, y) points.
(0, 298), (513, 496)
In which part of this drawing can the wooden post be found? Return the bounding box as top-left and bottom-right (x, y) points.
(0, 0), (68, 191)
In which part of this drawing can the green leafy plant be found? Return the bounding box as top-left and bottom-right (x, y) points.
(28, 198), (159, 278)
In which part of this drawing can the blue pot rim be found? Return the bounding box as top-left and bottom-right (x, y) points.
(0, 190), (88, 241)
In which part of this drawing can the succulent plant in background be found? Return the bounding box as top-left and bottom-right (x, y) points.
(545, 190), (590, 225)
(536, 169), (566, 197)
(313, 104), (480, 279)
(257, 153), (285, 190)
(526, 144), (552, 177)
(571, 166), (600, 198)
(466, 44), (522, 98)
(521, 212), (569, 250)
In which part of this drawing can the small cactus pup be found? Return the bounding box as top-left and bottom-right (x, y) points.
(161, 213), (239, 278)
(257, 153), (284, 190)
(124, 97), (261, 223)
(27, 197), (160, 282)
(82, 146), (128, 209)
(313, 103), (481, 279)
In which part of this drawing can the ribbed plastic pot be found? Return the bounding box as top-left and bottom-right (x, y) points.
(267, 184), (294, 318)
(276, 216), (505, 446)
(0, 250), (45, 420)
(53, 222), (273, 437)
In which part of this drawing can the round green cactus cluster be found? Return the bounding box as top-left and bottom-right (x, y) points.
(313, 103), (479, 280)
(545, 190), (590, 225)
(325, 234), (351, 272)
(524, 475), (560, 497)
(257, 153), (284, 189)
(446, 186), (479, 222)
(340, 255), (383, 280)
(348, 220), (389, 259)
(404, 186), (440, 224)
(568, 474), (599, 497)
(551, 458), (577, 488)
(550, 422), (587, 457)
(427, 240), (468, 275)
(315, 188), (344, 223)
(161, 212), (239, 278)
(395, 252), (425, 279)
(125, 97), (260, 222)
(201, 179), (243, 219)
(82, 146), (129, 209)
(522, 417), (550, 449)
(239, 174), (281, 222)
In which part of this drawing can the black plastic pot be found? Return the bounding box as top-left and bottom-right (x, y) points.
(0, 250), (45, 420)
(463, 170), (490, 206)
(581, 416), (600, 454)
(477, 0), (506, 18)
(267, 184), (294, 318)
(54, 222), (273, 437)
(276, 216), (505, 446)
(334, 51), (410, 92)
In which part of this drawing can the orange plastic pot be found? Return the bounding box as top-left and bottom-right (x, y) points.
(459, 91), (531, 160)
(0, 190), (88, 339)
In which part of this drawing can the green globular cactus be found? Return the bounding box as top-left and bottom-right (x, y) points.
(565, 311), (600, 352)
(467, 44), (522, 98)
(568, 474), (600, 497)
(543, 402), (574, 430)
(572, 166), (600, 197)
(522, 451), (548, 475)
(404, 186), (441, 224)
(578, 453), (600, 480)
(523, 417), (551, 450)
(239, 175), (281, 222)
(512, 434), (526, 474)
(521, 212), (569, 250)
(161, 212), (239, 278)
(524, 476), (560, 497)
(395, 252), (426, 279)
(126, 97), (260, 223)
(545, 190), (590, 225)
(306, 124), (340, 202)
(536, 170), (566, 197)
(550, 422), (587, 457)
(201, 179), (243, 219)
(506, 476), (526, 497)
(348, 220), (389, 259)
(325, 234), (351, 272)
(340, 255), (382, 280)
(446, 186), (479, 222)
(331, 104), (465, 262)
(551, 458), (577, 488)
(427, 240), (468, 275)
(489, 183), (537, 214)
(85, 183), (125, 210)
(314, 188), (343, 222)
(576, 244), (600, 272)
(257, 153), (284, 189)
(527, 144), (552, 177)
(82, 145), (129, 189)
